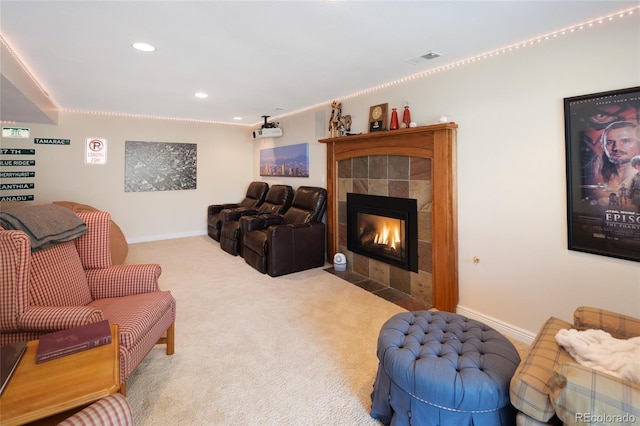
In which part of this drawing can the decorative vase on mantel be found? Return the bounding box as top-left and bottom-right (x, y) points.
(402, 105), (411, 128)
(389, 108), (399, 130)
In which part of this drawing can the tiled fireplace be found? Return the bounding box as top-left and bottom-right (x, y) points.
(338, 156), (432, 305)
(346, 192), (418, 273)
(319, 124), (458, 312)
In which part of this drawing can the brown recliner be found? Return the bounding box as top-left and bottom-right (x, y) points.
(207, 182), (268, 241)
(220, 184), (294, 256)
(242, 186), (327, 277)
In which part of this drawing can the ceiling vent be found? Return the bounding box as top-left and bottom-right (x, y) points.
(405, 51), (443, 65)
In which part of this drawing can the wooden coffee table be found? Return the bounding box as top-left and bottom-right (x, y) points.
(0, 324), (121, 426)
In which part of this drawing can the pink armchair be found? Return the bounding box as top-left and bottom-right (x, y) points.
(0, 210), (176, 395)
(57, 393), (134, 426)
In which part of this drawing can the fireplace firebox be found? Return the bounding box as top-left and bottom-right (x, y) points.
(347, 193), (418, 272)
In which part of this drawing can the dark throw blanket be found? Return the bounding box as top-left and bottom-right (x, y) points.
(0, 204), (88, 251)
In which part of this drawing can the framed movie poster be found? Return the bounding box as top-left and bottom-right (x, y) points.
(564, 86), (640, 262)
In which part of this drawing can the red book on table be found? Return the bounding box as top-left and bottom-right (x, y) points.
(36, 320), (112, 364)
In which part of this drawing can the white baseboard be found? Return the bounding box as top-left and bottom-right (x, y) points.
(456, 305), (536, 345)
(127, 230), (207, 244)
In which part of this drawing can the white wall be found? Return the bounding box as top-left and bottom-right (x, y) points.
(1, 112), (253, 242)
(263, 14), (640, 336)
(251, 109), (327, 189)
(1, 14), (638, 336)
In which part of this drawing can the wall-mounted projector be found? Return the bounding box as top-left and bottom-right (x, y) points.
(252, 115), (283, 139)
(252, 127), (283, 139)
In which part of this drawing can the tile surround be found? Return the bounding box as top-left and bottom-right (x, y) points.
(337, 155), (433, 307)
(320, 124), (458, 312)
(324, 267), (431, 311)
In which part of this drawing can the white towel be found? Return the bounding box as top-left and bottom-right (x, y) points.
(556, 328), (640, 384)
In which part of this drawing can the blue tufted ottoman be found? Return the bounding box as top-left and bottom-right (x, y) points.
(371, 311), (521, 425)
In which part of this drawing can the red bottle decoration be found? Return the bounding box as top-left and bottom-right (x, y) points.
(402, 105), (411, 128)
(390, 108), (399, 130)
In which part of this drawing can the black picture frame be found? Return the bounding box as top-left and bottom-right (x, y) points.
(564, 86), (640, 262)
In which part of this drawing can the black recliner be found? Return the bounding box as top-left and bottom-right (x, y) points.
(219, 184), (294, 256)
(207, 182), (268, 241)
(241, 186), (327, 277)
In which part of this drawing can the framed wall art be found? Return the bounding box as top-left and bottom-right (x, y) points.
(368, 103), (388, 132)
(260, 142), (309, 177)
(124, 141), (197, 192)
(564, 86), (640, 262)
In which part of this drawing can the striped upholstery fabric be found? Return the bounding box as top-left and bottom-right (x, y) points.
(0, 231), (30, 332)
(549, 363), (640, 425)
(510, 317), (574, 422)
(57, 393), (133, 426)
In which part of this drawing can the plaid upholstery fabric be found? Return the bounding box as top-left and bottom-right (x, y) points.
(574, 306), (640, 339)
(516, 412), (561, 426)
(510, 317), (574, 422)
(87, 264), (162, 299)
(75, 211), (112, 270)
(19, 305), (104, 331)
(0, 208), (175, 387)
(549, 363), (640, 425)
(90, 292), (175, 349)
(57, 393), (133, 426)
(0, 231), (30, 331)
(1, 330), (40, 345)
(90, 291), (176, 381)
(512, 307), (640, 425)
(29, 241), (93, 306)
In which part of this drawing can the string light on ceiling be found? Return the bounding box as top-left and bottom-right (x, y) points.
(62, 109), (248, 126)
(329, 6), (638, 105)
(87, 5), (640, 126)
(3, 6), (636, 126)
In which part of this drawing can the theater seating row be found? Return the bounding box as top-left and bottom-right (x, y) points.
(207, 182), (327, 277)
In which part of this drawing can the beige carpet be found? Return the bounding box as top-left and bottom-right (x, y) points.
(124, 235), (407, 425)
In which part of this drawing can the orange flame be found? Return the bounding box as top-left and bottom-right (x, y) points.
(373, 222), (401, 249)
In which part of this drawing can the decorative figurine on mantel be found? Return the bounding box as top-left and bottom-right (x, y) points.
(402, 103), (411, 128)
(328, 101), (344, 138)
(342, 114), (352, 134)
(389, 108), (399, 130)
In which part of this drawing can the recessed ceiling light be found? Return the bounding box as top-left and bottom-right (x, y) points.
(195, 92), (208, 99)
(233, 117), (243, 121)
(132, 42), (155, 52)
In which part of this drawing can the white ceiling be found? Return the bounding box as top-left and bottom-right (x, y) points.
(1, 1), (638, 126)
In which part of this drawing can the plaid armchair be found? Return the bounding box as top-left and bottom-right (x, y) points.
(510, 306), (640, 425)
(0, 210), (176, 395)
(57, 393), (133, 426)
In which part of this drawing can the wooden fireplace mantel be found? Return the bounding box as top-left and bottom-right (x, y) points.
(319, 123), (458, 312)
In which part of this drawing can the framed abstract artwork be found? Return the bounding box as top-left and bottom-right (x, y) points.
(125, 141), (197, 192)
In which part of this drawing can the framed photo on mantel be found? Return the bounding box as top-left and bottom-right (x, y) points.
(369, 103), (388, 132)
(564, 86), (640, 262)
